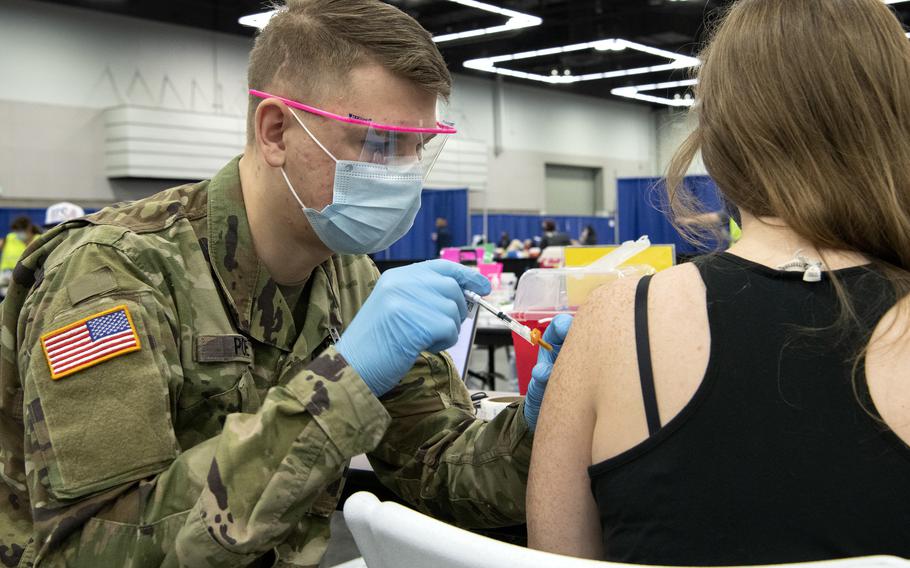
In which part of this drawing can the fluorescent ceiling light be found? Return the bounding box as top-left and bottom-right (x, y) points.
(611, 79), (698, 107)
(433, 0), (541, 43)
(463, 39), (700, 84)
(237, 11), (273, 28)
(239, 1), (541, 43)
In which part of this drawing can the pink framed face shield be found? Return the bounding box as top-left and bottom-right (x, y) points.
(250, 89), (456, 180)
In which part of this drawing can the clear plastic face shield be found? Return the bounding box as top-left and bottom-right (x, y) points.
(250, 89), (455, 181)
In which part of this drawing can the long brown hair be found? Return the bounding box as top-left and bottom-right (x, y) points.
(667, 0), (910, 331)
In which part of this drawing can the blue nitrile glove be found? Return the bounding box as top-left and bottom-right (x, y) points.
(524, 314), (574, 432)
(337, 259), (491, 397)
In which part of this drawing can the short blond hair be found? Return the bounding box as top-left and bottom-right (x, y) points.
(246, 0), (451, 143)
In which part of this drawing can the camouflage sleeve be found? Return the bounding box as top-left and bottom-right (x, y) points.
(20, 239), (390, 566)
(367, 351), (533, 529)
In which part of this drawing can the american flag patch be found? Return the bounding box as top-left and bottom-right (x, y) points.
(41, 305), (141, 380)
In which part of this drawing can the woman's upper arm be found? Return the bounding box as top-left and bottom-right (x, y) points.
(527, 277), (639, 559)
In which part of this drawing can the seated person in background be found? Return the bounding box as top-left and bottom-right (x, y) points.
(527, 0), (910, 564)
(505, 239), (526, 258)
(677, 206), (742, 247)
(539, 219), (571, 249)
(580, 225), (597, 246)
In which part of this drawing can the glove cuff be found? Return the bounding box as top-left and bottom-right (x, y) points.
(336, 337), (382, 397)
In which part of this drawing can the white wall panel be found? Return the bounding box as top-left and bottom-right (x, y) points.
(0, 0), (251, 114)
(501, 82), (655, 163)
(102, 106), (244, 179)
(445, 77), (657, 212)
(656, 109), (707, 175)
(425, 138), (488, 190)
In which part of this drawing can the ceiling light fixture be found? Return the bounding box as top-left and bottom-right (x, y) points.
(433, 0), (541, 43)
(463, 39), (700, 84)
(239, 0), (541, 43)
(611, 79), (698, 107)
(237, 11), (273, 28)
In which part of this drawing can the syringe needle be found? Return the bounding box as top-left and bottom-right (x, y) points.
(465, 290), (553, 351)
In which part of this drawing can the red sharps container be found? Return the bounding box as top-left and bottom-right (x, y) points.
(510, 264), (651, 394)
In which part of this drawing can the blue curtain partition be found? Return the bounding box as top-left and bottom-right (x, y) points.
(617, 175), (724, 254)
(372, 188), (469, 261)
(469, 214), (616, 247)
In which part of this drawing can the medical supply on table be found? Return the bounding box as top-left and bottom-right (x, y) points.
(441, 247), (485, 264)
(465, 290), (552, 351)
(480, 270), (516, 307)
(510, 236), (656, 393)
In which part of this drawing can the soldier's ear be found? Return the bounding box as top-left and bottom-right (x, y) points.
(254, 99), (289, 168)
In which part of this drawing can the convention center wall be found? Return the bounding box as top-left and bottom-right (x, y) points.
(0, 0), (707, 250)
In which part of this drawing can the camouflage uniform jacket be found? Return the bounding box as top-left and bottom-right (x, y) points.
(0, 157), (533, 567)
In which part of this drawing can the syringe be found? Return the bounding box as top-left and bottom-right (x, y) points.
(465, 290), (552, 351)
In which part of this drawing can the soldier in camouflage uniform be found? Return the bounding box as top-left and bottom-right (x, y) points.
(0, 1), (573, 566)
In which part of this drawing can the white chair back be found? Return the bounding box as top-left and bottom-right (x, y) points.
(342, 492), (908, 568)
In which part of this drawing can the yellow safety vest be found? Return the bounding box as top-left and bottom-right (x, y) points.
(0, 232), (28, 272)
(729, 218), (743, 244)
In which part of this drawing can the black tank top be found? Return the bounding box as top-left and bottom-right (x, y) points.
(588, 253), (910, 566)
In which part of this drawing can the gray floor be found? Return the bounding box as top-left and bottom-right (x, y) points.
(320, 513), (361, 568)
(464, 343), (519, 393)
(322, 346), (518, 567)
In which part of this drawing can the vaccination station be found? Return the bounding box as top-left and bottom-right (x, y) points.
(2, 0), (910, 566)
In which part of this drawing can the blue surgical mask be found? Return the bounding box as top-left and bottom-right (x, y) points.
(280, 108), (423, 255)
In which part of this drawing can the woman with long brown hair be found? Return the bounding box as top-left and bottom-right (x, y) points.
(527, 0), (910, 563)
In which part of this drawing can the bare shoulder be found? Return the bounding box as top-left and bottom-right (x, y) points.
(566, 262), (705, 377)
(542, 274), (640, 421)
(585, 261), (704, 303)
(582, 262), (709, 463)
(650, 261), (705, 297)
(648, 262), (707, 326)
(575, 262), (704, 358)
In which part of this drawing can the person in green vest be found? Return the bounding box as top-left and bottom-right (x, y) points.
(0, 216), (39, 273)
(729, 217), (743, 244)
(677, 210), (742, 247)
(0, 216), (40, 299)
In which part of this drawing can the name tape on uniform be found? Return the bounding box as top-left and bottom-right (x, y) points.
(195, 334), (253, 363)
(41, 305), (142, 380)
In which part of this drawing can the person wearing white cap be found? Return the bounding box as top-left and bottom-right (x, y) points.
(43, 201), (85, 229)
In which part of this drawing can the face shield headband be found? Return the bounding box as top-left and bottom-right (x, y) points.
(249, 89), (455, 181)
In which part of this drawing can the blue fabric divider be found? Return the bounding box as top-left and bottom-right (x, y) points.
(0, 207), (100, 235)
(372, 188), (469, 261)
(469, 214), (616, 246)
(617, 176), (723, 255)
(0, 193), (462, 263)
(0, 209), (47, 234)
